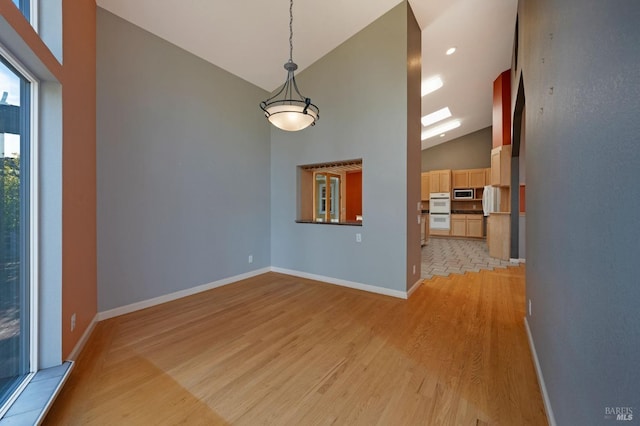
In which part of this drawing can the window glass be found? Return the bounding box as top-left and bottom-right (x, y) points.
(0, 57), (31, 410)
(12, 0), (30, 22)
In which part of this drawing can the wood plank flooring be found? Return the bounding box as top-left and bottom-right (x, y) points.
(44, 267), (547, 425)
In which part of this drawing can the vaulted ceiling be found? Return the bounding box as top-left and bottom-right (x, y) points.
(96, 0), (517, 150)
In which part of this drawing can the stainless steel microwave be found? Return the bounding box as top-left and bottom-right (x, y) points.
(453, 189), (474, 199)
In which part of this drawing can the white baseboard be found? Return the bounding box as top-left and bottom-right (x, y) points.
(97, 267), (271, 321)
(524, 317), (557, 426)
(407, 278), (422, 298)
(67, 314), (98, 361)
(270, 267), (408, 299)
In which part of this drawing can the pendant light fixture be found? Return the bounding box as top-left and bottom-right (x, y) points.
(260, 0), (319, 131)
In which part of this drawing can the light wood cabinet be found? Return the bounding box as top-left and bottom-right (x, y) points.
(491, 145), (511, 187)
(429, 170), (451, 193)
(452, 170), (469, 189)
(449, 214), (484, 238)
(469, 169), (486, 188)
(441, 172), (451, 192)
(488, 213), (510, 260)
(452, 168), (488, 189)
(421, 173), (430, 200)
(451, 214), (467, 237)
(466, 215), (483, 238)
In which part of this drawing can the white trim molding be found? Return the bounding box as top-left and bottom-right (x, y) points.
(97, 267), (271, 321)
(67, 314), (98, 361)
(524, 317), (557, 426)
(270, 267), (408, 299)
(407, 278), (423, 298)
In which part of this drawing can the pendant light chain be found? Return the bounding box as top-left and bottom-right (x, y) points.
(289, 0), (294, 63)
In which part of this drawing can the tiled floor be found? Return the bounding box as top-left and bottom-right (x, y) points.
(421, 237), (515, 279)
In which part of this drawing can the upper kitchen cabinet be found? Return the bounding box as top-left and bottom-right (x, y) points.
(491, 144), (512, 187)
(421, 172), (430, 200)
(452, 170), (469, 188)
(469, 169), (486, 188)
(452, 168), (490, 189)
(429, 170), (451, 193)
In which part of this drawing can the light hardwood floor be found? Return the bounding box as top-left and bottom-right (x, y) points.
(45, 267), (547, 425)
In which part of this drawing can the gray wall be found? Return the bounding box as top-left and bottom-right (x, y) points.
(96, 9), (271, 311)
(421, 126), (492, 171)
(520, 0), (640, 424)
(270, 3), (414, 293)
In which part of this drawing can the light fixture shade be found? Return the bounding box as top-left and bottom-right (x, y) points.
(263, 100), (319, 131)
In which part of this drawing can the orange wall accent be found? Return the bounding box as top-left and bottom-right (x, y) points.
(492, 70), (512, 148)
(345, 171), (362, 221)
(0, 0), (98, 360)
(61, 0), (97, 359)
(519, 184), (526, 213)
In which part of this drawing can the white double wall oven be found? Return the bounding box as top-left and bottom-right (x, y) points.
(429, 192), (451, 230)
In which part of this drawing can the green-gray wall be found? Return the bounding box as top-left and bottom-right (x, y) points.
(96, 9), (271, 311)
(421, 126), (492, 171)
(519, 0), (640, 424)
(270, 2), (420, 294)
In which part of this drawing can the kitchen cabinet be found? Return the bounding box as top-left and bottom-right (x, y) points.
(466, 215), (483, 238)
(452, 170), (469, 189)
(491, 145), (511, 187)
(469, 169), (486, 188)
(488, 212), (510, 260)
(451, 214), (467, 236)
(450, 214), (484, 238)
(452, 168), (489, 189)
(421, 172), (430, 200)
(429, 170), (451, 193)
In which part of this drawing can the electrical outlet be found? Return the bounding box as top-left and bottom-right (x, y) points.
(248, 255), (253, 264)
(356, 233), (362, 243)
(412, 265), (416, 275)
(528, 299), (532, 316)
(71, 313), (76, 332)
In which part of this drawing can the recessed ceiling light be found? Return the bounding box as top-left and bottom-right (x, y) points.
(446, 47), (456, 55)
(421, 120), (461, 140)
(440, 134), (445, 137)
(421, 107), (452, 127)
(421, 76), (443, 97)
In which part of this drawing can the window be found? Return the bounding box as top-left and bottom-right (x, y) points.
(0, 53), (35, 414)
(315, 173), (340, 222)
(297, 159), (362, 225)
(11, 0), (30, 23)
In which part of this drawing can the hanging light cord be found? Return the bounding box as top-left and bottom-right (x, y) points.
(289, 0), (294, 63)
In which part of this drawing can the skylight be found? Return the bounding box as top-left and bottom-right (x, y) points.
(421, 107), (452, 127)
(421, 76), (443, 97)
(421, 120), (461, 140)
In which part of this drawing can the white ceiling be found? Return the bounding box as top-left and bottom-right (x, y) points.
(96, 0), (517, 150)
